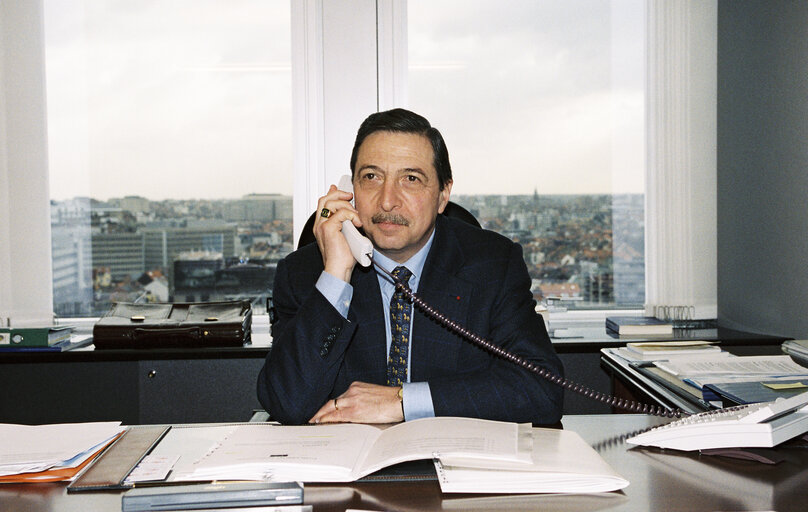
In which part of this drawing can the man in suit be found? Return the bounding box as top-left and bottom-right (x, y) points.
(257, 108), (563, 425)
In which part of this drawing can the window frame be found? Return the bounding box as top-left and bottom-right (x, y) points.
(0, 0), (716, 327)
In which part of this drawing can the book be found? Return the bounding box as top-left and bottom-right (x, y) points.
(121, 482), (304, 511)
(0, 326), (75, 348)
(613, 341), (726, 361)
(703, 379), (808, 406)
(150, 417), (628, 494)
(433, 428), (629, 494)
(0, 334), (92, 352)
(606, 316), (673, 335)
(172, 417), (532, 484)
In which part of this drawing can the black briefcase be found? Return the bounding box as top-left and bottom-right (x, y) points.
(93, 300), (252, 349)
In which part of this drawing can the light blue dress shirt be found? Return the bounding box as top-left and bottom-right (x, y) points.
(315, 230), (437, 420)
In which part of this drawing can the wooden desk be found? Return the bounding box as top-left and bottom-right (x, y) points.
(1, 415), (806, 511)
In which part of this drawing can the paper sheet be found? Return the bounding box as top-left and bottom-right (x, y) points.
(0, 422), (123, 476)
(655, 355), (808, 377)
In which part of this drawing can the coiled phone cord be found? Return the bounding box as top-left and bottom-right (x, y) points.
(372, 257), (687, 420)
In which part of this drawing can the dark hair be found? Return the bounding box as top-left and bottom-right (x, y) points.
(349, 108), (452, 190)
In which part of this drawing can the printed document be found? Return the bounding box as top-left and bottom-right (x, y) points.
(170, 417), (530, 483)
(0, 422), (123, 476)
(434, 428), (629, 493)
(655, 355), (808, 377)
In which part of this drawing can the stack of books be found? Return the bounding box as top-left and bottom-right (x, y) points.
(606, 316), (673, 336)
(614, 341), (726, 361)
(0, 326), (90, 352)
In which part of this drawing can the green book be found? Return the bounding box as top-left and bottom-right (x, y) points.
(0, 326), (75, 347)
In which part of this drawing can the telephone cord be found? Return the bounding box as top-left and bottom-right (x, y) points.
(371, 257), (686, 419)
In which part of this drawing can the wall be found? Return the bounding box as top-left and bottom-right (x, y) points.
(717, 1), (808, 338)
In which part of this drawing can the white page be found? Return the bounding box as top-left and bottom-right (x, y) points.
(357, 417), (529, 477)
(177, 423), (382, 482)
(0, 422), (122, 475)
(171, 418), (525, 483)
(655, 355), (808, 377)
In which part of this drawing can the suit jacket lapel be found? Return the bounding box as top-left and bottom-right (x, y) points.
(411, 216), (473, 380)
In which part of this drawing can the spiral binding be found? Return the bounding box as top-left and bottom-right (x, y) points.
(371, 257), (686, 420)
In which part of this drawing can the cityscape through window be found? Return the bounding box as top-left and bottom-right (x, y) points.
(46, 1), (645, 318)
(408, 0), (646, 310)
(45, 1), (293, 317)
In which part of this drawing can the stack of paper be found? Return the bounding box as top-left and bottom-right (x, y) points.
(434, 428), (629, 494)
(655, 355), (808, 388)
(0, 422), (123, 482)
(652, 355), (808, 402)
(614, 341), (728, 361)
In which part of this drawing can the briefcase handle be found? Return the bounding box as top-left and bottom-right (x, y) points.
(133, 327), (201, 344)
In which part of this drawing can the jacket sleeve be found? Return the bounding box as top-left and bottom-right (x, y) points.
(256, 256), (357, 424)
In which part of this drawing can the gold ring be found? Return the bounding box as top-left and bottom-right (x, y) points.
(334, 398), (339, 410)
(320, 207), (331, 219)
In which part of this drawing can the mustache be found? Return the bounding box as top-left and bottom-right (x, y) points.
(371, 213), (410, 226)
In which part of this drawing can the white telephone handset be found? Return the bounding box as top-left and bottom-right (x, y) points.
(337, 175), (373, 267)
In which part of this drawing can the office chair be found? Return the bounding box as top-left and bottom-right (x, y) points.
(296, 201), (480, 249)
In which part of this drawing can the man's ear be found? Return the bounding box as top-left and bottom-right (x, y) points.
(437, 179), (453, 214)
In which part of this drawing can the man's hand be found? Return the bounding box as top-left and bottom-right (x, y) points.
(314, 184), (362, 283)
(309, 382), (404, 424)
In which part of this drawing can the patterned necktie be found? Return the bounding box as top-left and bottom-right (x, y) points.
(386, 266), (413, 386)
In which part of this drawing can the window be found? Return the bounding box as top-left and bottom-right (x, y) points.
(45, 1), (293, 317)
(407, 0), (646, 310)
(2, 1), (714, 326)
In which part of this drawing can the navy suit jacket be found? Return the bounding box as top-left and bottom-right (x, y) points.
(257, 215), (564, 425)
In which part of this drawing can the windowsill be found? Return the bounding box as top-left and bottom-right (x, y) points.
(59, 312), (273, 335)
(60, 309), (642, 335)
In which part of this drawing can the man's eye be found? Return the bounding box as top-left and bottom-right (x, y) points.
(405, 175), (420, 183)
(362, 172), (375, 180)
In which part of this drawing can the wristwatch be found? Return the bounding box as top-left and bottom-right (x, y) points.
(397, 386), (404, 402)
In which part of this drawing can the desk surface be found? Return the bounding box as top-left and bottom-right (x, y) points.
(2, 414), (806, 512)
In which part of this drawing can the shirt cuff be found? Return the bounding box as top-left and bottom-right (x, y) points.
(402, 382), (435, 421)
(315, 271), (353, 318)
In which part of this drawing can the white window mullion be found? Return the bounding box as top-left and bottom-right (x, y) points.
(292, 0), (379, 246)
(0, 1), (55, 326)
(376, 0), (408, 111)
(291, 0), (326, 246)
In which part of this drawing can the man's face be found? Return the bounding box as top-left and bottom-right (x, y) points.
(353, 131), (452, 263)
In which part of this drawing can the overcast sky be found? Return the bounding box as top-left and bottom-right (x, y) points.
(45, 0), (644, 201)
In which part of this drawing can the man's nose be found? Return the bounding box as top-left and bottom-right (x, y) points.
(379, 180), (401, 211)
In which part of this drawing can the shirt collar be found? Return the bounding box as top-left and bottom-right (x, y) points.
(372, 226), (436, 289)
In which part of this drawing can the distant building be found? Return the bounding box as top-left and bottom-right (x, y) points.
(223, 194), (292, 222)
(91, 232), (146, 281)
(143, 226), (237, 273)
(173, 252), (274, 311)
(51, 199), (93, 316)
(116, 195), (151, 214)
